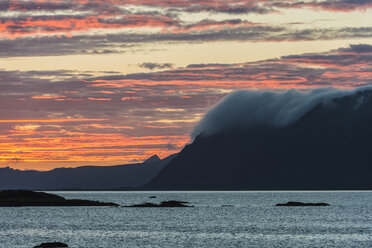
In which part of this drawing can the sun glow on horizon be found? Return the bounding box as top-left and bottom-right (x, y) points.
(0, 0), (371, 170)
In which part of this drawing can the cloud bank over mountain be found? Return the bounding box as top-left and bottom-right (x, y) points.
(147, 87), (372, 190)
(1, 43), (371, 170)
(192, 86), (372, 137)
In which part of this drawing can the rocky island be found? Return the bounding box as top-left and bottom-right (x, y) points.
(33, 242), (68, 248)
(127, 200), (193, 207)
(0, 190), (119, 207)
(275, 201), (330, 207)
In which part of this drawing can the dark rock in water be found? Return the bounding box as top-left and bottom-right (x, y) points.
(275, 201), (329, 207)
(158, 200), (192, 207)
(127, 200), (193, 207)
(128, 202), (159, 207)
(0, 190), (119, 207)
(149, 196), (157, 198)
(33, 242), (68, 248)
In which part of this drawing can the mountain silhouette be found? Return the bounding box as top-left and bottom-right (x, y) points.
(0, 154), (176, 190)
(143, 90), (372, 190)
(144, 155), (161, 163)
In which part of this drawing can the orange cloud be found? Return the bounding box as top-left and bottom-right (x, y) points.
(0, 13), (179, 39)
(88, 97), (111, 101)
(0, 44), (371, 170)
(0, 119), (108, 123)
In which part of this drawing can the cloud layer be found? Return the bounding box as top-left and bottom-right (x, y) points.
(0, 44), (371, 169)
(192, 86), (372, 137)
(0, 0), (371, 57)
(1, 1), (371, 170)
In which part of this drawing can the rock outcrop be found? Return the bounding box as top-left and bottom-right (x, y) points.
(275, 201), (330, 207)
(33, 242), (68, 248)
(0, 190), (119, 207)
(127, 200), (193, 207)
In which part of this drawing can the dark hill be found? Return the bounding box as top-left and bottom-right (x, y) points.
(144, 90), (372, 190)
(0, 154), (176, 190)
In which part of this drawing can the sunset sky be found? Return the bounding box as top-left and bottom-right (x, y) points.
(1, 0), (372, 170)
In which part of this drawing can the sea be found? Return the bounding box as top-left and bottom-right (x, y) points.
(0, 191), (371, 248)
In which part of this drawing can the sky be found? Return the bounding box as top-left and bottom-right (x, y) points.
(0, 0), (372, 170)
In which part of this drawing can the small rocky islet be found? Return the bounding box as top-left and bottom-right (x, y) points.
(0, 190), (193, 208)
(0, 190), (330, 208)
(33, 242), (68, 248)
(126, 200), (193, 207)
(0, 190), (119, 207)
(275, 201), (330, 207)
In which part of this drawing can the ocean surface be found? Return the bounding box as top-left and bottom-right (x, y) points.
(0, 191), (371, 248)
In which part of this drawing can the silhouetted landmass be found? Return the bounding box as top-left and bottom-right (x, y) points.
(126, 200), (193, 207)
(33, 242), (68, 248)
(0, 154), (176, 190)
(149, 196), (157, 198)
(144, 90), (372, 190)
(0, 190), (119, 207)
(275, 201), (329, 207)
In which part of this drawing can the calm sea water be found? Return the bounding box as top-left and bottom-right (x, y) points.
(0, 191), (371, 248)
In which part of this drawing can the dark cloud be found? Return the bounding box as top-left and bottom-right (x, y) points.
(306, 0), (372, 11)
(181, 4), (272, 14)
(0, 1), (73, 11)
(1, 0), (370, 16)
(0, 35), (129, 57)
(1, 26), (371, 57)
(272, 0), (372, 12)
(186, 63), (239, 68)
(339, 44), (372, 53)
(126, 0), (372, 14)
(0, 0), (370, 57)
(139, 62), (174, 70)
(89, 43), (371, 85)
(280, 44), (372, 68)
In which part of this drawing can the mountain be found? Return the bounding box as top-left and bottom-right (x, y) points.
(0, 154), (176, 190)
(143, 154), (161, 163)
(144, 90), (372, 190)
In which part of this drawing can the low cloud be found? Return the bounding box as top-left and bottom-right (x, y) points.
(192, 86), (372, 137)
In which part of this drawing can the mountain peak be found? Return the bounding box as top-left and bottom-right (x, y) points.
(144, 155), (161, 163)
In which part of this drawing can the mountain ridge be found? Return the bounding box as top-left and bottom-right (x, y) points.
(0, 154), (177, 190)
(142, 89), (372, 190)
